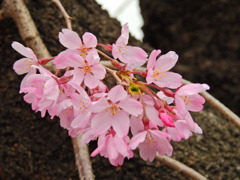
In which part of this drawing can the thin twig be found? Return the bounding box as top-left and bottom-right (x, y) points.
(104, 66), (122, 84)
(52, 0), (72, 30)
(155, 154), (208, 180)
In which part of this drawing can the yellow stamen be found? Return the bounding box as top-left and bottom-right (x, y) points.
(141, 133), (157, 148)
(182, 96), (192, 105)
(84, 65), (92, 74)
(153, 69), (166, 80)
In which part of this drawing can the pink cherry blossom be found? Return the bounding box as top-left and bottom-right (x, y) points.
(175, 83), (210, 112)
(59, 28), (97, 55)
(91, 129), (133, 166)
(90, 85), (143, 137)
(163, 120), (202, 142)
(146, 50), (182, 88)
(129, 116), (172, 161)
(70, 52), (106, 89)
(112, 23), (147, 65)
(12, 41), (38, 75)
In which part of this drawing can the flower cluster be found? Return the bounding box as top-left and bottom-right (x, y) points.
(12, 24), (209, 166)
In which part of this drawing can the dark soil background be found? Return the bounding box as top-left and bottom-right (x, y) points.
(0, 0), (239, 179)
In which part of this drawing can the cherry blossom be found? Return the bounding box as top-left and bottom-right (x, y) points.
(112, 23), (147, 66)
(12, 41), (38, 75)
(12, 25), (210, 166)
(129, 117), (172, 161)
(146, 50), (182, 88)
(90, 85), (143, 137)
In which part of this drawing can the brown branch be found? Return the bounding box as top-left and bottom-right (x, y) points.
(52, 0), (72, 30)
(156, 155), (208, 180)
(2, 0), (50, 59)
(72, 135), (95, 180)
(2, 0), (94, 179)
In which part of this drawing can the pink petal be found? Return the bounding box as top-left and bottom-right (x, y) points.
(91, 142), (105, 157)
(130, 116), (144, 135)
(111, 110), (130, 137)
(193, 123), (202, 134)
(146, 69), (154, 84)
(82, 32), (97, 48)
(91, 63), (106, 80)
(145, 105), (163, 126)
(44, 78), (59, 101)
(155, 136), (173, 156)
(84, 74), (100, 89)
(108, 85), (127, 103)
(24, 74), (48, 89)
(118, 97), (143, 116)
(155, 51), (178, 71)
(139, 141), (157, 161)
(13, 58), (36, 75)
(153, 71), (182, 89)
(91, 111), (112, 135)
(176, 83), (210, 96)
(54, 50), (84, 69)
(164, 127), (182, 142)
(106, 136), (118, 160)
(186, 94), (205, 112)
(113, 136), (128, 156)
(59, 29), (82, 49)
(90, 97), (109, 113)
(129, 131), (147, 150)
(112, 44), (121, 59)
(121, 46), (147, 64)
(12, 42), (37, 60)
(71, 68), (84, 85)
(147, 50), (161, 69)
(71, 112), (91, 128)
(85, 51), (100, 65)
(82, 128), (97, 144)
(175, 120), (193, 140)
(116, 23), (129, 45)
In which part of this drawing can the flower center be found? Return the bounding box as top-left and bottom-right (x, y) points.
(153, 69), (166, 80)
(78, 45), (88, 56)
(142, 133), (157, 148)
(182, 96), (192, 105)
(109, 104), (119, 116)
(84, 65), (92, 74)
(118, 43), (127, 54)
(22, 59), (35, 71)
(79, 100), (87, 113)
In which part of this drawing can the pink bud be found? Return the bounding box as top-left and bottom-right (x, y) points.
(160, 112), (175, 127)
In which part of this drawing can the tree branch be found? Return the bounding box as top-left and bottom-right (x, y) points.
(155, 155), (208, 180)
(52, 0), (72, 30)
(2, 0), (50, 59)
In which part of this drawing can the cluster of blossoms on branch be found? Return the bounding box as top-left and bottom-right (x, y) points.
(12, 24), (209, 166)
